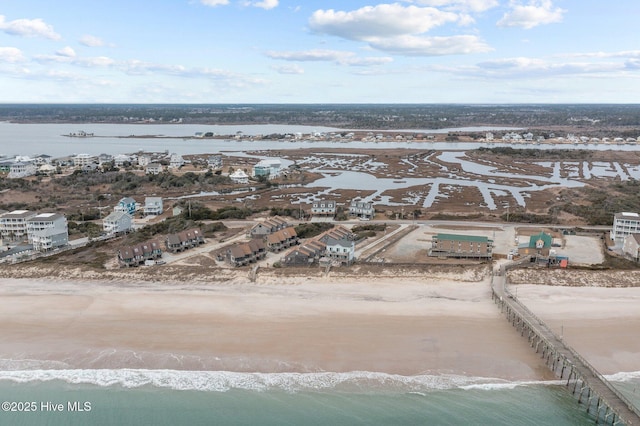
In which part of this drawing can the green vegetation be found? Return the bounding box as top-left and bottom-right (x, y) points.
(180, 203), (263, 221)
(557, 179), (640, 225)
(294, 222), (334, 239)
(476, 147), (593, 160)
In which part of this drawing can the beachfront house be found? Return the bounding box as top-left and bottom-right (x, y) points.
(430, 233), (493, 260)
(265, 228), (298, 252)
(0, 210), (37, 241)
(117, 240), (163, 267)
(144, 197), (163, 216)
(611, 212), (640, 245)
(102, 211), (133, 236)
(282, 240), (326, 266)
(26, 213), (69, 252)
(518, 232), (552, 257)
(165, 228), (205, 253)
(226, 239), (266, 267)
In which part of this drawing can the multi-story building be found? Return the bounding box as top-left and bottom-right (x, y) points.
(252, 159), (281, 179)
(0, 210), (37, 241)
(611, 212), (640, 244)
(430, 233), (493, 260)
(144, 197), (163, 216)
(348, 200), (375, 220)
(311, 199), (336, 218)
(73, 153), (97, 167)
(26, 213), (69, 251)
(115, 197), (137, 215)
(103, 211), (133, 235)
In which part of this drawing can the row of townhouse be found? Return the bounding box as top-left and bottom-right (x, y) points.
(282, 225), (356, 266)
(0, 210), (69, 251)
(249, 216), (290, 237)
(165, 228), (205, 253)
(226, 239), (267, 266)
(265, 228), (298, 252)
(117, 240), (163, 267)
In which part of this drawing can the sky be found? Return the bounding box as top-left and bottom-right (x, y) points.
(0, 0), (639, 104)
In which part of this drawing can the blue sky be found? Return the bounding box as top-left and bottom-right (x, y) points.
(0, 0), (639, 103)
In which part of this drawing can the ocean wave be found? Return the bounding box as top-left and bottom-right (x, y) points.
(605, 371), (640, 382)
(0, 369), (553, 393)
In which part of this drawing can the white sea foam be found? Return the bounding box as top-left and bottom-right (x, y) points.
(0, 368), (545, 393)
(605, 371), (640, 382)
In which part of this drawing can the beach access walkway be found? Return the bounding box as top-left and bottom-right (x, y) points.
(492, 269), (640, 426)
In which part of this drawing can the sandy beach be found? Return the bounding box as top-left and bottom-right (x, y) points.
(513, 284), (640, 376)
(0, 269), (638, 382)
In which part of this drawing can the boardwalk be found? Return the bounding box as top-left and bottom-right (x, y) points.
(492, 271), (640, 426)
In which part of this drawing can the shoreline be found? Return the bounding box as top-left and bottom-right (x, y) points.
(0, 273), (555, 380)
(2, 270), (638, 384)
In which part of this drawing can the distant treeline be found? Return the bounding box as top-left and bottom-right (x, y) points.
(3, 104), (640, 129)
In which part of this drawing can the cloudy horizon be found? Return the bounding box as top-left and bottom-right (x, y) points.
(0, 1), (638, 103)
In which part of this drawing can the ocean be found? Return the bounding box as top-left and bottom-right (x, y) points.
(2, 368), (639, 425)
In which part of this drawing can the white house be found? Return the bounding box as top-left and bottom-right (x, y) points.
(138, 155), (152, 167)
(0, 210), (36, 241)
(73, 153), (97, 167)
(144, 197), (163, 216)
(146, 163), (163, 175)
(26, 213), (69, 251)
(611, 212), (640, 244)
(169, 154), (184, 169)
(103, 211), (133, 235)
(230, 169), (249, 184)
(114, 154), (132, 167)
(623, 234), (640, 262)
(8, 161), (37, 179)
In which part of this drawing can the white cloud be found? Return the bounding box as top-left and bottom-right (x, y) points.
(200, 0), (230, 6)
(79, 35), (106, 47)
(56, 46), (76, 58)
(497, 0), (565, 29)
(409, 0), (499, 13)
(446, 56), (625, 79)
(309, 4), (459, 40)
(266, 49), (393, 66)
(369, 35), (492, 56)
(0, 47), (26, 63)
(272, 64), (304, 74)
(244, 0), (279, 10)
(0, 15), (61, 40)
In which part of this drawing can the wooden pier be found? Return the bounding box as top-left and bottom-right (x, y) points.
(492, 268), (640, 425)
